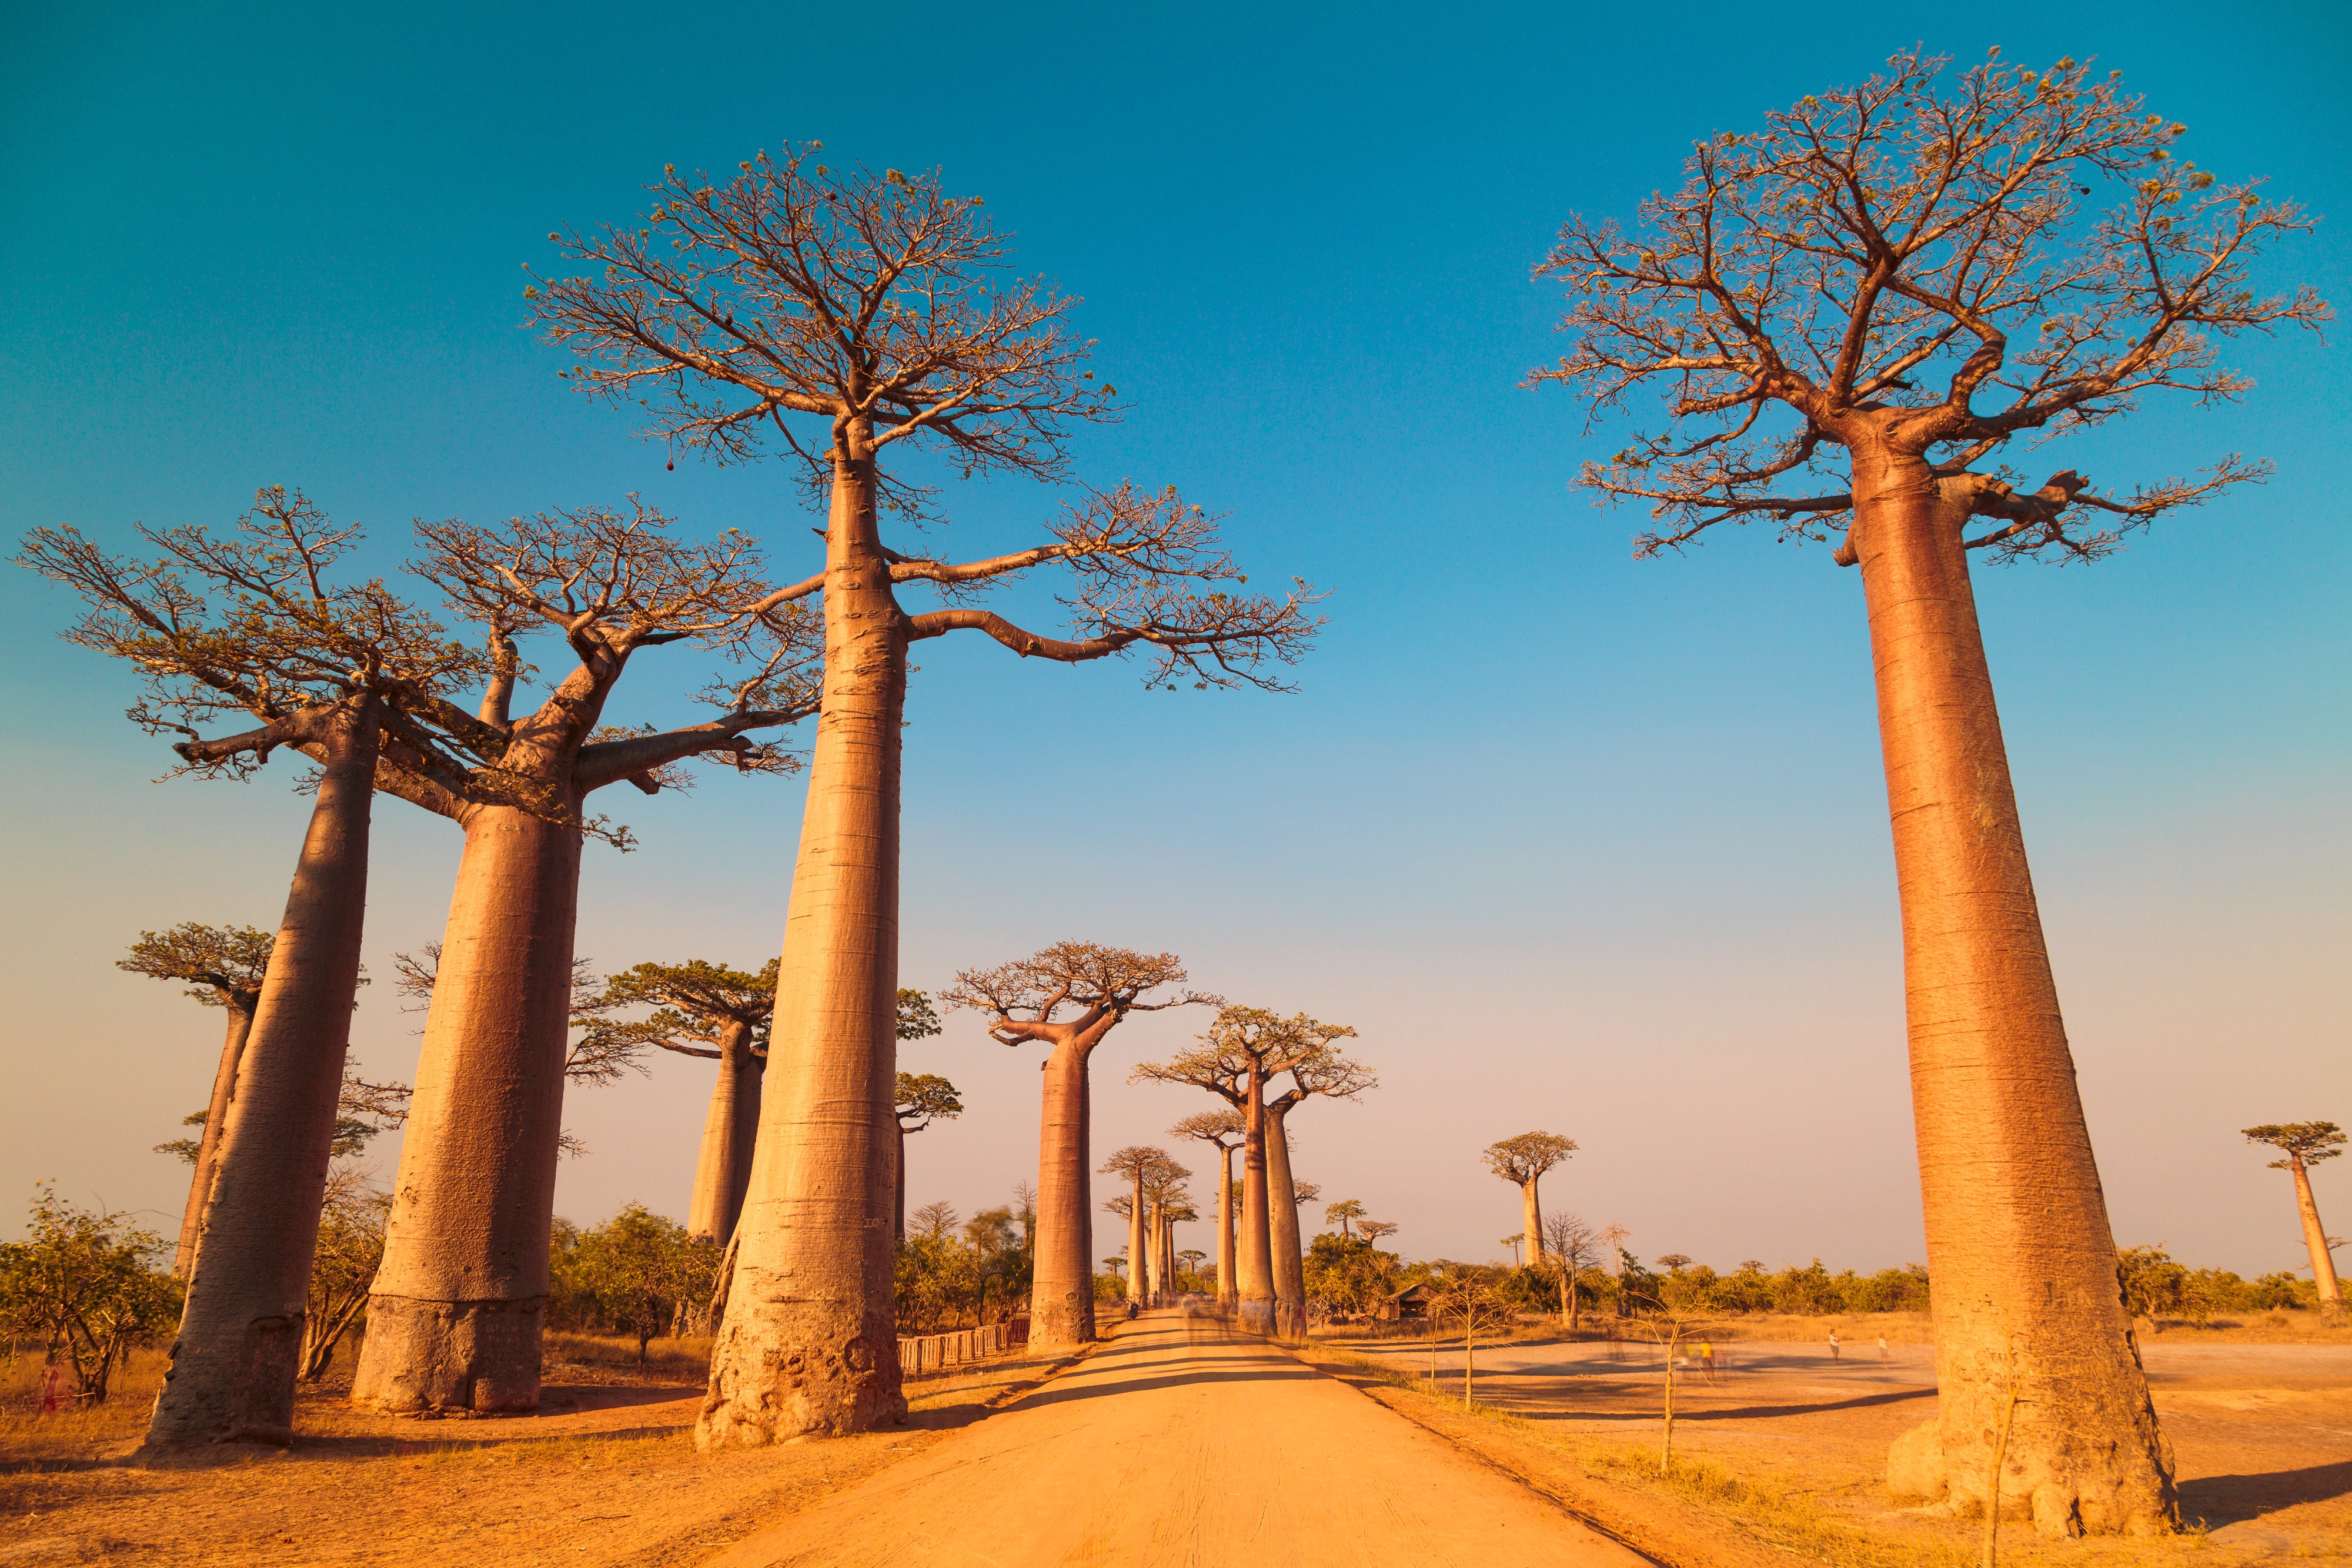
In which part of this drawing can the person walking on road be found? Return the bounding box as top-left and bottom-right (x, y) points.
(1828, 1328), (1840, 1362)
(1877, 1334), (1889, 1365)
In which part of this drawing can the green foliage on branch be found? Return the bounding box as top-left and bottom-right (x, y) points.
(895, 1196), (1033, 1333)
(0, 1185), (181, 1403)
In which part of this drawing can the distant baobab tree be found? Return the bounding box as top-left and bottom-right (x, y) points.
(1325, 1199), (1365, 1242)
(947, 943), (1214, 1346)
(2243, 1123), (2344, 1315)
(119, 923), (273, 1278)
(1656, 1254), (1693, 1274)
(1134, 1008), (1348, 1333)
(893, 1065), (962, 1242)
(1528, 52), (2326, 1532)
(1485, 1132), (1576, 1268)
(355, 502), (819, 1418)
(1172, 1109), (1246, 1308)
(531, 148), (1322, 1442)
(1264, 1050), (1371, 1336)
(1502, 1236), (1525, 1268)
(1101, 1148), (1187, 1306)
(1357, 1221), (1399, 1246)
(21, 488), (487, 1450)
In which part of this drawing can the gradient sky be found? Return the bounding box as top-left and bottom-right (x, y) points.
(4, 1), (2345, 1282)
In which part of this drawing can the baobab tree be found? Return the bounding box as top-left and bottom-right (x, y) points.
(1101, 1148), (1185, 1308)
(1325, 1199), (1365, 1241)
(532, 150), (1322, 1442)
(353, 502), (819, 1416)
(1171, 1110), (1244, 1307)
(1527, 52), (2327, 1535)
(2243, 1123), (2344, 1315)
(1133, 1008), (1350, 1333)
(119, 923), (273, 1277)
(1265, 1048), (1373, 1336)
(893, 1067), (962, 1242)
(577, 959), (777, 1242)
(1485, 1132), (1576, 1269)
(1357, 1220), (1399, 1247)
(946, 944), (1213, 1346)
(20, 488), (486, 1448)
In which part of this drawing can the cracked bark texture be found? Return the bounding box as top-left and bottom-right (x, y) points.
(1858, 454), (2172, 1537)
(145, 698), (378, 1448)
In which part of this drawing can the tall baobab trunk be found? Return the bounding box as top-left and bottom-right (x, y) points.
(1519, 1178), (1545, 1269)
(2287, 1158), (2343, 1313)
(353, 803), (582, 1413)
(1126, 1172), (1147, 1305)
(175, 998), (258, 1279)
(1856, 453), (2173, 1538)
(1215, 1143), (1237, 1310)
(1236, 1064), (1276, 1333)
(1027, 1042), (1096, 1346)
(146, 698), (378, 1447)
(691, 1021), (763, 1242)
(701, 450), (905, 1446)
(1264, 1104), (1305, 1339)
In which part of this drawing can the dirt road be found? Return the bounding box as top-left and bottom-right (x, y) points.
(708, 1306), (1647, 1568)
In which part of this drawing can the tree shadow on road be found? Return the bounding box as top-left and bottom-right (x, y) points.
(2179, 1460), (2352, 1526)
(1013, 1366), (1324, 1408)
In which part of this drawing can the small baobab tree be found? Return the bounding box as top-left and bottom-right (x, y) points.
(1485, 1132), (1576, 1268)
(533, 149), (1322, 1443)
(946, 944), (1214, 1346)
(1357, 1220), (1399, 1246)
(118, 922), (273, 1278)
(2243, 1123), (2344, 1315)
(1325, 1199), (1365, 1241)
(353, 501), (818, 1416)
(21, 488), (486, 1449)
(1171, 1109), (1245, 1309)
(579, 959), (777, 1242)
(1529, 51), (2328, 1534)
(893, 1066), (963, 1242)
(1133, 1008), (1342, 1333)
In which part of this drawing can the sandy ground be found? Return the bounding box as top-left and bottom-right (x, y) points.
(709, 1304), (1646, 1568)
(0, 1341), (1068, 1567)
(1345, 1330), (2352, 1563)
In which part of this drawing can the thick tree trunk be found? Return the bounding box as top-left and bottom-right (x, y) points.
(2289, 1161), (2343, 1313)
(1521, 1179), (1544, 1269)
(1853, 456), (2174, 1538)
(690, 1022), (763, 1242)
(175, 999), (256, 1279)
(1126, 1175), (1147, 1303)
(352, 801), (582, 1414)
(1027, 1042), (1096, 1346)
(145, 697), (377, 1448)
(893, 1123), (907, 1245)
(1264, 1105), (1305, 1339)
(700, 450), (906, 1446)
(1236, 1066), (1275, 1333)
(1215, 1145), (1237, 1309)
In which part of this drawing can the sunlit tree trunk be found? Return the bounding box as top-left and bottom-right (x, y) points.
(691, 1021), (763, 1242)
(1027, 1041), (1096, 1345)
(353, 803), (582, 1413)
(1126, 1171), (1147, 1305)
(1520, 1180), (1544, 1269)
(175, 999), (257, 1279)
(700, 448), (906, 1445)
(1215, 1143), (1237, 1310)
(1264, 1103), (1305, 1339)
(145, 697), (378, 1447)
(1236, 1064), (1275, 1333)
(1856, 451), (2173, 1538)
(2287, 1158), (2343, 1313)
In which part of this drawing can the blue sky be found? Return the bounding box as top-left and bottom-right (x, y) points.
(3, 0), (2345, 1279)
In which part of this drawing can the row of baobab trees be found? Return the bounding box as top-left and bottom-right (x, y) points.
(18, 45), (2333, 1541)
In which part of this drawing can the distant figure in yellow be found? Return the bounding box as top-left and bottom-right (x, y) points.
(1828, 1328), (1841, 1362)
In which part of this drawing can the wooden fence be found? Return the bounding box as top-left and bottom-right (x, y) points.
(897, 1317), (1028, 1377)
